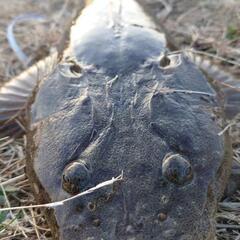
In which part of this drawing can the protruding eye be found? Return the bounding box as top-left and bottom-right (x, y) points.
(58, 60), (82, 78)
(159, 53), (181, 69)
(159, 54), (171, 67)
(162, 154), (193, 186)
(62, 160), (91, 194)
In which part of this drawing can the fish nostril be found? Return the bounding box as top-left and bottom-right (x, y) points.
(157, 212), (168, 222)
(92, 218), (101, 227)
(87, 201), (96, 211)
(62, 160), (91, 195)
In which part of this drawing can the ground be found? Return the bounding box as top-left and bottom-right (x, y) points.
(0, 0), (239, 239)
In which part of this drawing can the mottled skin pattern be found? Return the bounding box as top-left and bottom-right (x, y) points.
(26, 0), (232, 239)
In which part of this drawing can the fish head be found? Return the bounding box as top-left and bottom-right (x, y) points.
(28, 55), (232, 240)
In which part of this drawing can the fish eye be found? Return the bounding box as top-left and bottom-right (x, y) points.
(162, 154), (193, 186)
(62, 160), (91, 194)
(70, 63), (82, 74)
(159, 54), (171, 67)
(159, 53), (182, 69)
(58, 60), (82, 78)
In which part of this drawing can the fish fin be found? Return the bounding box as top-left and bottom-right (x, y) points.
(0, 53), (58, 138)
(186, 51), (240, 119)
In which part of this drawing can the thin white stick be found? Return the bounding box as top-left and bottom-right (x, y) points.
(0, 173), (123, 212)
(0, 174), (26, 186)
(6, 14), (47, 66)
(169, 48), (240, 66)
(218, 122), (235, 136)
(159, 87), (215, 97)
(29, 208), (41, 240)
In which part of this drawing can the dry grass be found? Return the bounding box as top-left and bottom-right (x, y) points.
(0, 0), (81, 84)
(163, 0), (240, 75)
(0, 137), (51, 239)
(0, 0), (239, 239)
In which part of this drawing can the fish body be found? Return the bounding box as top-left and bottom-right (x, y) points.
(1, 0), (238, 239)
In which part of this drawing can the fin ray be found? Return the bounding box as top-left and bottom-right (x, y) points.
(0, 53), (58, 137)
(186, 51), (240, 119)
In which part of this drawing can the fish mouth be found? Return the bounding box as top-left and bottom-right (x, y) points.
(56, 204), (217, 240)
(59, 224), (216, 240)
(52, 176), (218, 240)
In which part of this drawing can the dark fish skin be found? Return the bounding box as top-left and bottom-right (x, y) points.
(26, 0), (233, 239)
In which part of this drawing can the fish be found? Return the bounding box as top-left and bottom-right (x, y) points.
(0, 0), (240, 239)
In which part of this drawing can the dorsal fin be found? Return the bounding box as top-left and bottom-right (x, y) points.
(0, 53), (58, 137)
(186, 51), (240, 119)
